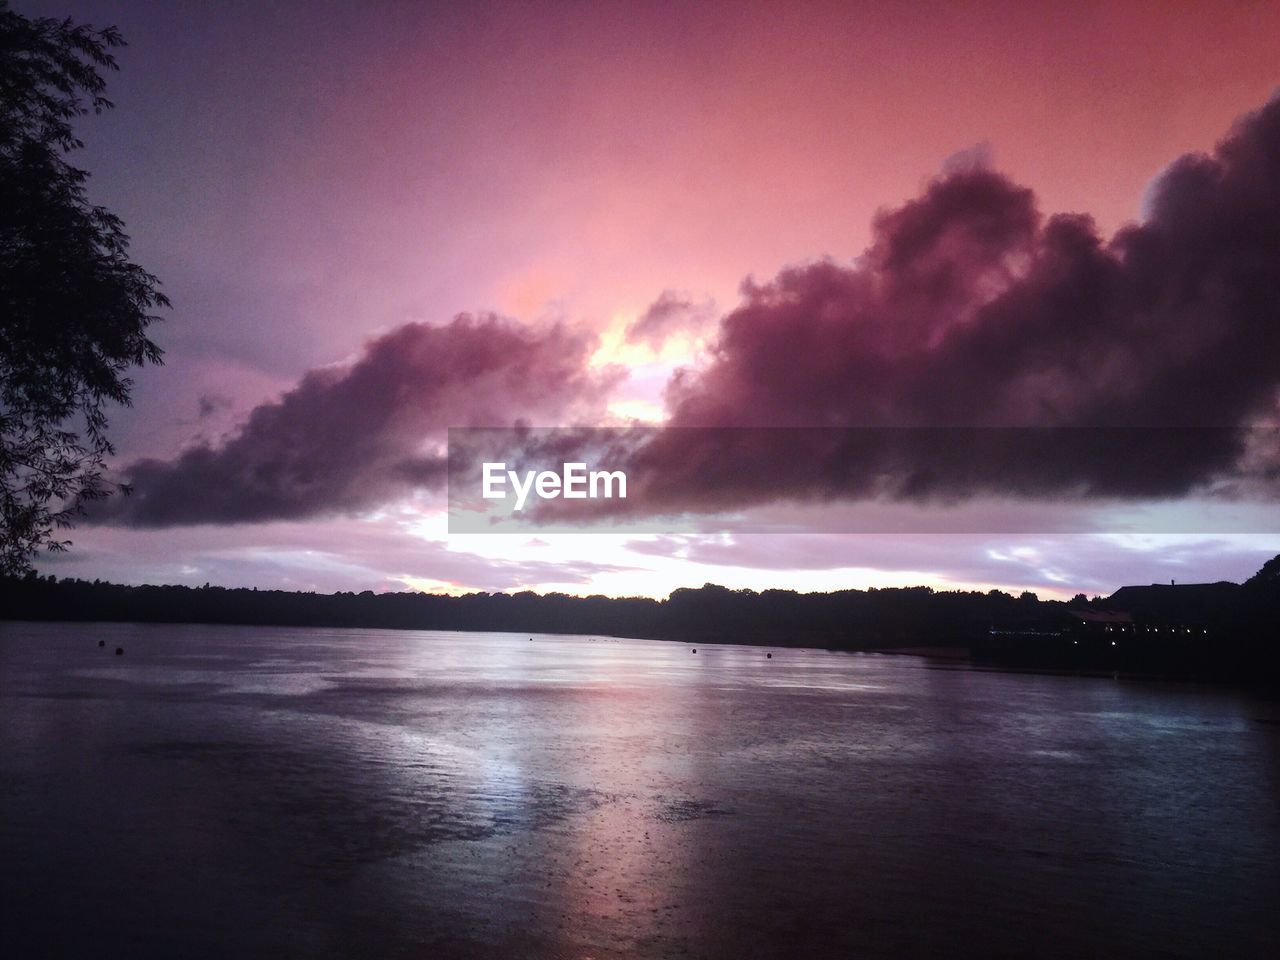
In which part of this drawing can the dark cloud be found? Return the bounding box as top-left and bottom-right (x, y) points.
(104, 98), (1280, 531)
(670, 103), (1280, 432)
(604, 97), (1280, 517)
(96, 315), (614, 527)
(624, 290), (715, 349)
(196, 393), (232, 419)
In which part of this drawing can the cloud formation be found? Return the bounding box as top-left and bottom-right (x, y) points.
(106, 98), (1280, 529)
(670, 101), (1280, 431)
(51, 516), (634, 593)
(605, 96), (1280, 515)
(98, 315), (613, 526)
(625, 290), (716, 349)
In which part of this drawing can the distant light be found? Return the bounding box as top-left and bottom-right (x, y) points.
(1111, 641), (1116, 646)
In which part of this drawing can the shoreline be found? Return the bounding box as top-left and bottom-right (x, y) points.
(5, 618), (1275, 694)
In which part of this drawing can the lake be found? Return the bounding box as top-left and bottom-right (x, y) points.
(2, 621), (1277, 958)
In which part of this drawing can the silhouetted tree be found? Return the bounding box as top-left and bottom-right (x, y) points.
(1245, 554), (1280, 586)
(0, 3), (166, 574)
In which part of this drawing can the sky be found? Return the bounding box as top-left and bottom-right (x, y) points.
(21, 0), (1280, 598)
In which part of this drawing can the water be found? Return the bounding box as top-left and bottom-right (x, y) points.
(1, 621), (1277, 958)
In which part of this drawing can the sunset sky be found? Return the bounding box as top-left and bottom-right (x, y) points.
(24, 0), (1280, 598)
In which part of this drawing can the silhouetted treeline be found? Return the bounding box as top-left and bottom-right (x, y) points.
(2, 556), (1276, 683)
(0, 573), (1048, 648)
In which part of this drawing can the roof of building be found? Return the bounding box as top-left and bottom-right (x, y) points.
(1105, 581), (1240, 622)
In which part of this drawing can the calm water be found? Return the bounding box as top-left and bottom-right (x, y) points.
(1, 621), (1277, 958)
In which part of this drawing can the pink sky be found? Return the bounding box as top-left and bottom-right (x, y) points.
(24, 0), (1280, 596)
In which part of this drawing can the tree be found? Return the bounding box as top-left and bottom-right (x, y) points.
(1, 3), (166, 575)
(1245, 554), (1280, 586)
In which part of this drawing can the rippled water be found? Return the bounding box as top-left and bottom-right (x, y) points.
(2, 621), (1277, 958)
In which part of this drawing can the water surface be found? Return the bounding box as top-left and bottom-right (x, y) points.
(2, 621), (1277, 958)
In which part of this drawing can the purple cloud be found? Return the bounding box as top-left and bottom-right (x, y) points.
(599, 97), (1280, 517)
(625, 290), (716, 349)
(95, 315), (616, 526)
(103, 98), (1280, 530)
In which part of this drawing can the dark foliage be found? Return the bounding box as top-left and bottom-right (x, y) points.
(0, 572), (1030, 647)
(1, 2), (166, 574)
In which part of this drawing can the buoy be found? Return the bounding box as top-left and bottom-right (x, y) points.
(98, 640), (105, 648)
(115, 647), (124, 656)
(766, 653), (772, 659)
(692, 648), (697, 654)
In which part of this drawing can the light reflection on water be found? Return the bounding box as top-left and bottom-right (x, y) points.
(1, 620), (1278, 959)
